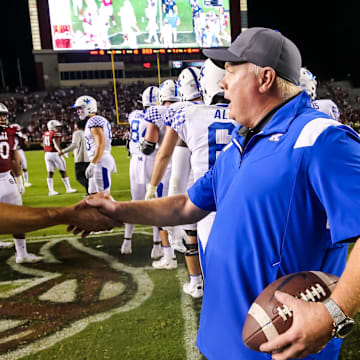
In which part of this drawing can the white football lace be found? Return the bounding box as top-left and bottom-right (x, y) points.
(277, 283), (326, 321)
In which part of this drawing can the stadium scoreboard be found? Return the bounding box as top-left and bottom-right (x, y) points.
(89, 48), (201, 56)
(46, 0), (232, 51)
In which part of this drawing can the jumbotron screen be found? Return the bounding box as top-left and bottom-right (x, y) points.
(48, 0), (231, 51)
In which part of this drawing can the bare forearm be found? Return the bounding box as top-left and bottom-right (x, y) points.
(149, 127), (178, 186)
(92, 143), (105, 163)
(330, 238), (360, 317)
(61, 142), (77, 154)
(11, 151), (22, 176)
(113, 194), (207, 226)
(150, 150), (172, 186)
(0, 203), (74, 234)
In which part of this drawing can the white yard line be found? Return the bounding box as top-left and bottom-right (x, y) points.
(177, 267), (202, 360)
(0, 227), (153, 242)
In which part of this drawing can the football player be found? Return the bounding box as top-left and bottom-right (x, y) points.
(156, 67), (204, 296)
(120, 86), (163, 259)
(73, 96), (116, 195)
(0, 103), (42, 262)
(101, 0), (116, 26)
(300, 67), (341, 121)
(142, 80), (180, 269)
(10, 123), (32, 187)
(145, 0), (160, 45)
(43, 120), (77, 196)
(169, 59), (237, 297)
(162, 0), (178, 15)
(145, 68), (203, 265)
(118, 0), (141, 48)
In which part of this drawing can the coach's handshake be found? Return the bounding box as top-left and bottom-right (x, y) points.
(0, 199), (116, 236)
(67, 192), (123, 237)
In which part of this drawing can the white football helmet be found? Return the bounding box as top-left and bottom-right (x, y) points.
(199, 59), (225, 105)
(73, 95), (97, 120)
(142, 86), (160, 107)
(159, 80), (180, 104)
(177, 66), (202, 101)
(0, 103), (9, 127)
(47, 120), (62, 131)
(299, 67), (317, 100)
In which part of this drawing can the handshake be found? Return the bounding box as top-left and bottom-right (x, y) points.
(66, 192), (123, 237)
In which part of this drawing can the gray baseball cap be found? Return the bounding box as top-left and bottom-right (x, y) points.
(203, 27), (302, 85)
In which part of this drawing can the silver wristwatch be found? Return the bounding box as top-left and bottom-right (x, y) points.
(322, 298), (355, 338)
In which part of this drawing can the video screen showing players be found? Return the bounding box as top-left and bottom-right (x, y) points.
(48, 0), (231, 50)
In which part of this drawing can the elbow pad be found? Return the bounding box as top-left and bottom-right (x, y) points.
(140, 139), (156, 155)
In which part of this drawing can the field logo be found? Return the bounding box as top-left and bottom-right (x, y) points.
(0, 237), (153, 359)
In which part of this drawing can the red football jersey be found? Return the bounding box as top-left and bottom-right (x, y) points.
(43, 131), (61, 152)
(0, 127), (17, 173)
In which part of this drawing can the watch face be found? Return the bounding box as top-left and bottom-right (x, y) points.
(337, 322), (355, 338)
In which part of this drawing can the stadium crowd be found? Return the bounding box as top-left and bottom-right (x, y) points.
(1, 78), (360, 146)
(0, 81), (147, 144)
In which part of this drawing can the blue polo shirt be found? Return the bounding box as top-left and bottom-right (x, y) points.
(188, 91), (360, 360)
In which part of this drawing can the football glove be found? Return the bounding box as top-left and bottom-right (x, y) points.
(14, 176), (25, 195)
(85, 162), (96, 179)
(145, 183), (157, 200)
(165, 226), (187, 253)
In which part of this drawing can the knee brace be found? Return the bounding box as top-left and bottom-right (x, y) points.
(185, 229), (197, 237)
(185, 242), (199, 257)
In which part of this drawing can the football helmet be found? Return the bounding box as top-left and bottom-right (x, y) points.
(177, 66), (202, 101)
(73, 95), (97, 120)
(47, 119), (62, 131)
(159, 80), (180, 104)
(299, 67), (317, 100)
(0, 103), (9, 128)
(142, 86), (160, 107)
(199, 59), (225, 105)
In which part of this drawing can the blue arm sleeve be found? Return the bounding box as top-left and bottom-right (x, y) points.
(308, 126), (360, 244)
(187, 168), (217, 212)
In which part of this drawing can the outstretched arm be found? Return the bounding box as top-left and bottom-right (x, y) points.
(85, 192), (209, 228)
(0, 202), (115, 235)
(149, 127), (178, 187)
(260, 237), (360, 360)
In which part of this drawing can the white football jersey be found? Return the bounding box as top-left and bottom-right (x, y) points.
(84, 115), (112, 159)
(172, 103), (237, 181)
(144, 105), (170, 144)
(311, 99), (340, 121)
(128, 109), (149, 156)
(163, 100), (203, 127)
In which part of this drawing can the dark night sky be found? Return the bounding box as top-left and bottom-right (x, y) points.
(1, 0), (359, 90)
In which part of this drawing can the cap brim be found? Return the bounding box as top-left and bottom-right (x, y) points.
(202, 48), (242, 67)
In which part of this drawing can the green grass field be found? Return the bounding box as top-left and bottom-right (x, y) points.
(0, 146), (359, 359)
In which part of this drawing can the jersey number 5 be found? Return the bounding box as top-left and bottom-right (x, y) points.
(208, 122), (235, 167)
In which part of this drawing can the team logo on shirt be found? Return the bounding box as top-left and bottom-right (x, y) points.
(269, 133), (283, 142)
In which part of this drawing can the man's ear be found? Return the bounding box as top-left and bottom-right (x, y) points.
(258, 67), (276, 93)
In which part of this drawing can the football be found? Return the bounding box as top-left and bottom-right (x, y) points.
(242, 271), (339, 352)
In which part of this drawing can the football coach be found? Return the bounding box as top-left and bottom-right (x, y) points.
(81, 27), (360, 360)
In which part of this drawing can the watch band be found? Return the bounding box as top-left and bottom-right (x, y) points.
(323, 298), (354, 338)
